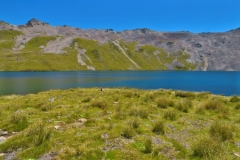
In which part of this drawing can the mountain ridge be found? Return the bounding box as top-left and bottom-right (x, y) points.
(0, 18), (239, 71)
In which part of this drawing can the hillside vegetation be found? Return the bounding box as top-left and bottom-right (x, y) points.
(0, 88), (240, 159)
(0, 29), (196, 71)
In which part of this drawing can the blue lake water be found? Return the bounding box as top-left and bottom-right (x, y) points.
(0, 71), (239, 96)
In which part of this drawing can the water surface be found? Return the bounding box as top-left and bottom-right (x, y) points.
(0, 71), (239, 96)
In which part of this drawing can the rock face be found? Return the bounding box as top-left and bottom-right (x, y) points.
(0, 18), (240, 71)
(26, 18), (49, 27)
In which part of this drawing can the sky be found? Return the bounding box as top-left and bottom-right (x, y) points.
(0, 0), (239, 33)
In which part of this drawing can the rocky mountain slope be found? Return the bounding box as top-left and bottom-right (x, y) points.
(0, 19), (239, 71)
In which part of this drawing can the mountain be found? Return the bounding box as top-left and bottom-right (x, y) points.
(0, 18), (239, 71)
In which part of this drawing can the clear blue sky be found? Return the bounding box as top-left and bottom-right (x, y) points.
(1, 0), (239, 33)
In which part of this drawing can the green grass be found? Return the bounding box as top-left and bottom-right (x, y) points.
(0, 30), (198, 71)
(0, 88), (239, 159)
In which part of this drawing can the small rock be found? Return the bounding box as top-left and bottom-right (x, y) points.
(54, 125), (60, 130)
(0, 136), (7, 144)
(233, 152), (240, 157)
(0, 153), (4, 157)
(48, 98), (55, 102)
(101, 134), (109, 139)
(39, 45), (45, 49)
(77, 118), (87, 123)
(234, 142), (240, 147)
(0, 131), (8, 136)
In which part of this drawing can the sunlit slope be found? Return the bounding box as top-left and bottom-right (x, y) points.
(0, 30), (196, 71)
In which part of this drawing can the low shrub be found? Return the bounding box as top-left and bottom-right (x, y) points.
(209, 121), (234, 142)
(152, 120), (165, 135)
(164, 110), (178, 121)
(230, 95), (240, 103)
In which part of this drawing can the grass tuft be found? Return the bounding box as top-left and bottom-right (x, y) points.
(164, 110), (178, 121)
(175, 91), (195, 98)
(144, 139), (152, 154)
(209, 121), (234, 142)
(191, 136), (226, 159)
(230, 95), (240, 103)
(156, 97), (174, 108)
(91, 99), (108, 109)
(152, 120), (165, 135)
(235, 103), (240, 110)
(122, 126), (135, 139)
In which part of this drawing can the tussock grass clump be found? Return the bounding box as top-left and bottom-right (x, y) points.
(127, 118), (141, 129)
(170, 139), (187, 158)
(82, 97), (91, 103)
(235, 103), (240, 110)
(209, 121), (234, 142)
(156, 97), (174, 108)
(175, 91), (195, 98)
(91, 99), (108, 109)
(191, 137), (226, 159)
(26, 120), (52, 146)
(124, 90), (133, 98)
(175, 99), (192, 113)
(114, 106), (126, 120)
(204, 100), (222, 110)
(0, 120), (51, 158)
(196, 92), (211, 98)
(10, 110), (27, 124)
(230, 95), (240, 103)
(144, 139), (152, 154)
(143, 92), (155, 102)
(152, 120), (165, 135)
(122, 126), (135, 139)
(164, 110), (178, 121)
(129, 107), (148, 119)
(10, 110), (29, 131)
(41, 103), (53, 111)
(195, 106), (205, 114)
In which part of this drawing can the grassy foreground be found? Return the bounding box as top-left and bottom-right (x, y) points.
(0, 88), (240, 159)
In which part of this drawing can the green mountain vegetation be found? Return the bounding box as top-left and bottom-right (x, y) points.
(0, 30), (197, 71)
(0, 88), (240, 159)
